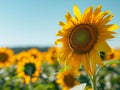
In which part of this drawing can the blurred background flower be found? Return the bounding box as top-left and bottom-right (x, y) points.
(0, 48), (14, 68)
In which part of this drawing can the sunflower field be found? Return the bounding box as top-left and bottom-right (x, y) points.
(0, 46), (120, 90)
(0, 4), (120, 90)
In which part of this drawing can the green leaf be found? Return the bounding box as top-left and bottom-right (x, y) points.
(103, 60), (120, 65)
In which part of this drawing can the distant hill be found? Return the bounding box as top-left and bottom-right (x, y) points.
(11, 46), (49, 54)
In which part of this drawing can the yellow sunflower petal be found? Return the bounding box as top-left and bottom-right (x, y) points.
(98, 34), (115, 40)
(94, 40), (111, 52)
(101, 14), (114, 25)
(89, 50), (97, 74)
(107, 24), (119, 31)
(65, 12), (76, 26)
(100, 24), (118, 31)
(65, 13), (72, 22)
(94, 11), (111, 23)
(83, 6), (93, 23)
(73, 5), (81, 20)
(74, 54), (82, 69)
(82, 54), (92, 75)
(69, 54), (82, 69)
(93, 5), (102, 15)
(59, 51), (71, 64)
(94, 50), (104, 66)
(55, 38), (63, 45)
(84, 6), (93, 16)
(59, 21), (65, 26)
(56, 30), (65, 36)
(65, 52), (74, 65)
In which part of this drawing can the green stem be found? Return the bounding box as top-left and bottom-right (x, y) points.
(28, 76), (32, 90)
(92, 74), (97, 90)
(91, 66), (103, 90)
(89, 68), (99, 90)
(89, 74), (97, 90)
(89, 60), (120, 90)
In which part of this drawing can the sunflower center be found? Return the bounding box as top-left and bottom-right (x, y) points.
(69, 24), (98, 54)
(110, 53), (115, 59)
(31, 54), (37, 59)
(51, 56), (55, 60)
(0, 53), (8, 62)
(24, 63), (36, 76)
(63, 74), (74, 87)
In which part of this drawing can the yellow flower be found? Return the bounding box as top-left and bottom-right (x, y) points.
(27, 48), (42, 60)
(41, 51), (47, 63)
(46, 47), (59, 64)
(0, 48), (14, 68)
(15, 48), (42, 64)
(105, 48), (119, 60)
(16, 57), (41, 84)
(55, 5), (118, 75)
(56, 69), (80, 90)
(15, 51), (29, 63)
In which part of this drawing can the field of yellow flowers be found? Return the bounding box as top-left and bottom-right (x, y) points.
(0, 4), (120, 90)
(0, 46), (120, 90)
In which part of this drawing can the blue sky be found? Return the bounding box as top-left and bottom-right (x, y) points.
(0, 0), (120, 48)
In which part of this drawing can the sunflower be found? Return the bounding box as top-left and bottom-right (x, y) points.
(15, 48), (42, 64)
(16, 57), (41, 84)
(0, 48), (14, 68)
(55, 5), (118, 75)
(56, 69), (80, 90)
(105, 48), (119, 60)
(15, 51), (29, 63)
(27, 48), (42, 60)
(46, 47), (59, 64)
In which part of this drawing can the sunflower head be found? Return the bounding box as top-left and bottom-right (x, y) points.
(63, 73), (74, 87)
(45, 47), (59, 64)
(55, 5), (118, 75)
(27, 48), (42, 60)
(0, 53), (8, 62)
(16, 57), (41, 84)
(0, 48), (14, 68)
(105, 48), (120, 60)
(15, 48), (43, 64)
(56, 69), (80, 90)
(15, 51), (29, 63)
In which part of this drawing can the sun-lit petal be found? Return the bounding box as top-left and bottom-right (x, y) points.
(73, 5), (82, 20)
(94, 40), (111, 52)
(107, 24), (119, 31)
(93, 5), (102, 15)
(82, 54), (92, 75)
(89, 50), (97, 74)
